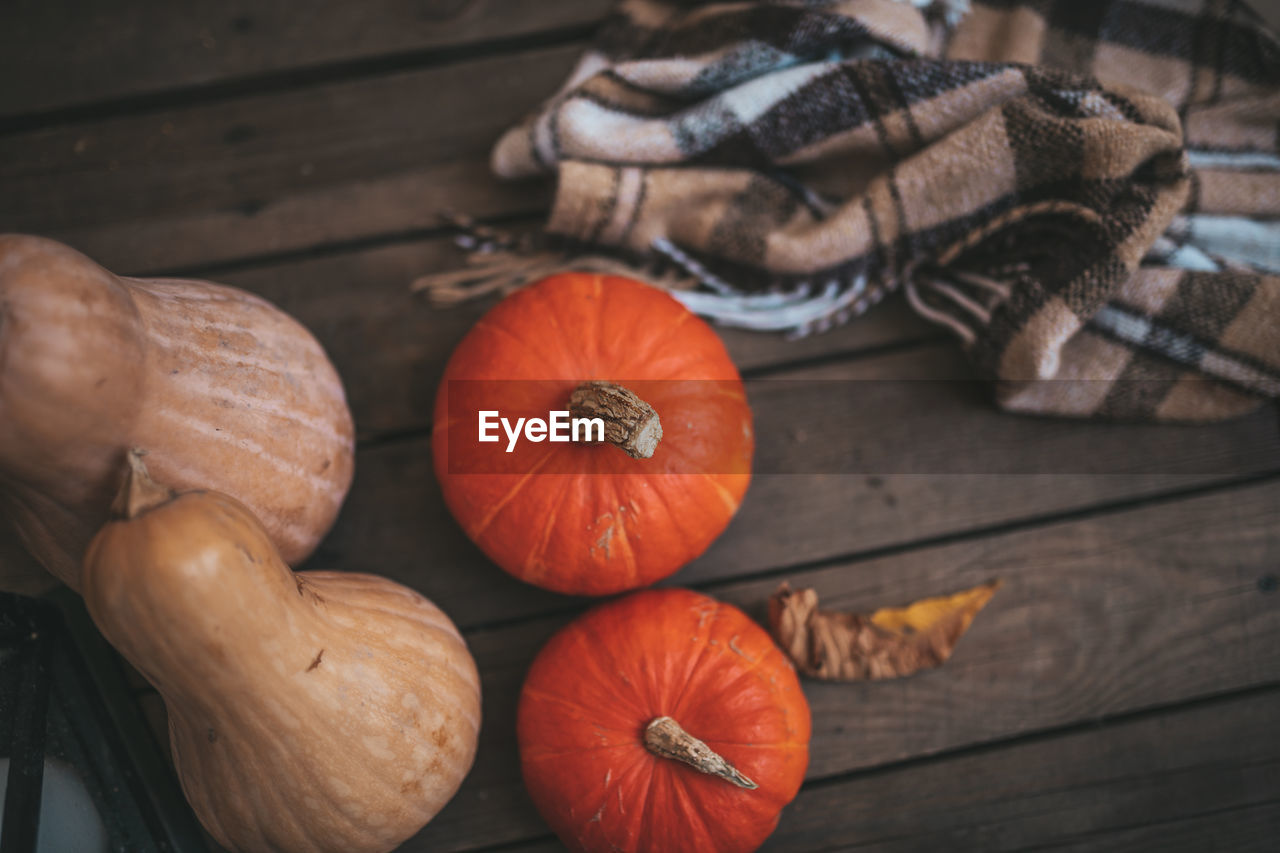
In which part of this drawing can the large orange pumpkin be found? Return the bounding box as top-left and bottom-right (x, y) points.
(432, 274), (752, 595)
(518, 589), (811, 853)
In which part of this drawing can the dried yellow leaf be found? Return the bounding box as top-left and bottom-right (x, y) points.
(767, 580), (1001, 681)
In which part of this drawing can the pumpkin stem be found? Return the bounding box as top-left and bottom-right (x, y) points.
(642, 716), (757, 790)
(567, 381), (662, 459)
(111, 449), (176, 519)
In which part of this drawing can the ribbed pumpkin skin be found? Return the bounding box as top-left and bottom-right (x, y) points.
(518, 589), (811, 853)
(0, 234), (354, 592)
(433, 274), (752, 595)
(82, 489), (481, 853)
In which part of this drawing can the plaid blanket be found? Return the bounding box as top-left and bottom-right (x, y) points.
(420, 0), (1280, 421)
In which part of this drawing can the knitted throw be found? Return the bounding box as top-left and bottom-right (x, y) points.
(421, 0), (1280, 421)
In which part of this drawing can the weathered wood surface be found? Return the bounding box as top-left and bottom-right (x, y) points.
(0, 0), (609, 122)
(486, 689), (1280, 853)
(305, 337), (1279, 629)
(0, 45), (584, 274)
(210, 241), (941, 438)
(764, 688), (1280, 852)
(399, 479), (1280, 849)
(4, 3), (1279, 850)
(126, 463), (1280, 851)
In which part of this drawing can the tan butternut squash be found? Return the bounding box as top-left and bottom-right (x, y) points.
(0, 234), (354, 593)
(83, 453), (481, 853)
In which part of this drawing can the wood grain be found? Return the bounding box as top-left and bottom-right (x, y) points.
(132, 476), (1280, 851)
(8, 7), (1276, 851)
(0, 0), (609, 121)
(307, 340), (1280, 629)
(0, 233), (933, 596)
(762, 689), (1280, 852)
(408, 477), (1280, 849)
(0, 44), (581, 272)
(209, 238), (938, 437)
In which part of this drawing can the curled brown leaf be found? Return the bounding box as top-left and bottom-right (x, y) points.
(768, 580), (1001, 681)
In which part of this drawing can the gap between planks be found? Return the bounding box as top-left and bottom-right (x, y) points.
(353, 332), (949, 451)
(0, 0), (609, 128)
(313, 337), (1280, 628)
(759, 686), (1280, 853)
(451, 466), (1280, 638)
(0, 44), (585, 264)
(184, 223), (940, 438)
(399, 476), (1280, 849)
(128, 474), (1280, 850)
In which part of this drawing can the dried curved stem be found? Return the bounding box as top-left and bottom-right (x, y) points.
(643, 716), (757, 790)
(568, 381), (662, 459)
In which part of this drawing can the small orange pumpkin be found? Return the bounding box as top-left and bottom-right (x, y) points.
(518, 589), (811, 853)
(433, 274), (752, 595)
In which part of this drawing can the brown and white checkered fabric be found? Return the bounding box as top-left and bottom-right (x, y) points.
(449, 0), (1280, 421)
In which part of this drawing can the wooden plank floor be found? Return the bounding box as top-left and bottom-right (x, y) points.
(3, 3), (1279, 851)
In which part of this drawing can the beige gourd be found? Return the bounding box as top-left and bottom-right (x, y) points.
(83, 453), (481, 853)
(0, 234), (355, 593)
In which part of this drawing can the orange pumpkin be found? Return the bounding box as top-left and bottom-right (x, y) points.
(432, 274), (752, 595)
(518, 589), (811, 853)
